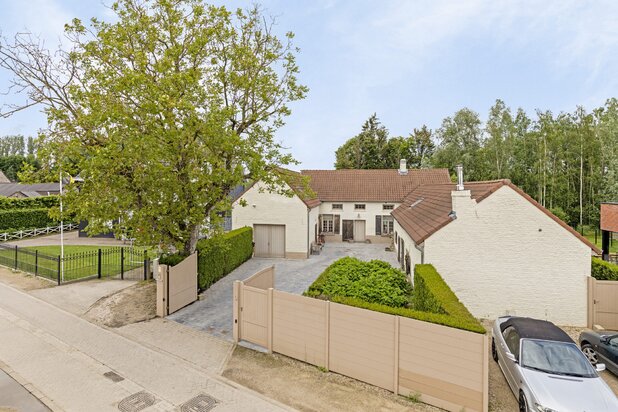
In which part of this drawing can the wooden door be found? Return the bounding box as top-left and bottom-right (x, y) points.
(342, 220), (354, 241)
(253, 224), (285, 258)
(353, 220), (366, 242)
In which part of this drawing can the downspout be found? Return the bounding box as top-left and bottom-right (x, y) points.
(307, 207), (310, 258)
(414, 242), (425, 264)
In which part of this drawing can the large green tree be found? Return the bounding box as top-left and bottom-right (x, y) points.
(334, 114), (389, 169)
(0, 0), (307, 253)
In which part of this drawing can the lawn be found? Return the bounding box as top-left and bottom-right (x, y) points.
(583, 229), (618, 253)
(0, 245), (147, 283)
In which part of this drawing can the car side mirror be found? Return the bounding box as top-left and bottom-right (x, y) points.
(600, 336), (609, 344)
(506, 352), (517, 363)
(596, 363), (606, 372)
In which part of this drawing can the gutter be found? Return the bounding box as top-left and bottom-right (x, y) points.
(414, 242), (425, 264)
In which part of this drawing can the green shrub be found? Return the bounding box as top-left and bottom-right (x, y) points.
(0, 196), (60, 211)
(197, 227), (253, 290)
(0, 208), (58, 231)
(592, 257), (618, 281)
(159, 253), (187, 267)
(305, 257), (410, 307)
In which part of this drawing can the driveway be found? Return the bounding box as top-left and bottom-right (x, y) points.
(169, 242), (399, 341)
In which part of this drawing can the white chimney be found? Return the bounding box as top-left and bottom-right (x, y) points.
(398, 159), (408, 175)
(456, 164), (464, 191)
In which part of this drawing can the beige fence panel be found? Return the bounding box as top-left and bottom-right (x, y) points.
(588, 277), (618, 330)
(245, 265), (275, 290)
(240, 285), (270, 348)
(156, 253), (197, 316)
(272, 290), (328, 367)
(398, 316), (487, 412)
(329, 302), (396, 392)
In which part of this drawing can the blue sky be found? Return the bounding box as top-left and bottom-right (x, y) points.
(1, 1), (618, 169)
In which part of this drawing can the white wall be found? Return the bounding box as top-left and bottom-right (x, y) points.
(318, 201), (399, 241)
(233, 182), (309, 257)
(308, 206), (320, 247)
(393, 219), (422, 275)
(423, 186), (591, 326)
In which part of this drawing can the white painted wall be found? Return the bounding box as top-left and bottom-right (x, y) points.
(318, 201), (399, 241)
(393, 219), (422, 274)
(423, 186), (591, 326)
(308, 206), (320, 247)
(232, 182), (309, 257)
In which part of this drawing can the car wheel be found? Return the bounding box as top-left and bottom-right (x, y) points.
(491, 338), (498, 362)
(519, 391), (528, 412)
(581, 344), (598, 365)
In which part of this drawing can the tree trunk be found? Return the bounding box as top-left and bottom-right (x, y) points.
(184, 224), (201, 255)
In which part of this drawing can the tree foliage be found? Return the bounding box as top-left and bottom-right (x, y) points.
(0, 0), (307, 253)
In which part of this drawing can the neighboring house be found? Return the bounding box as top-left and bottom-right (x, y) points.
(0, 182), (60, 198)
(231, 161), (450, 258)
(392, 169), (600, 326)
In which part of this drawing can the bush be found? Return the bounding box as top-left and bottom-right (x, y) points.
(197, 227), (253, 290)
(0, 208), (58, 231)
(159, 253), (187, 267)
(305, 257), (410, 307)
(0, 196), (60, 211)
(592, 257), (618, 281)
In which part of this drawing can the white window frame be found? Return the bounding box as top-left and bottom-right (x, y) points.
(383, 204), (394, 210)
(382, 215), (394, 235)
(354, 204), (366, 211)
(321, 214), (334, 233)
(332, 204), (343, 210)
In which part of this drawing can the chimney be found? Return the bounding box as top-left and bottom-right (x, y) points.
(398, 159), (408, 175)
(456, 164), (464, 191)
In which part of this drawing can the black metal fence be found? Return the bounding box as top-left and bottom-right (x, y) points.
(0, 244), (150, 285)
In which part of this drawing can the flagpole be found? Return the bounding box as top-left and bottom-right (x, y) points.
(60, 170), (64, 282)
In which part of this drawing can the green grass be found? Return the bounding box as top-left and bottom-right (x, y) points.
(582, 229), (618, 253)
(0, 245), (147, 283)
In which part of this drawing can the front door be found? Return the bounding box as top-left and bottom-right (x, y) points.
(342, 220), (354, 241)
(353, 220), (366, 242)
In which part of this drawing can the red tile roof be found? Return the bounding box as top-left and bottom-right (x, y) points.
(301, 169), (451, 202)
(601, 203), (618, 232)
(392, 179), (601, 254)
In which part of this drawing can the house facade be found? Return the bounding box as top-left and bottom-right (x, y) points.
(392, 173), (600, 326)
(231, 163), (451, 257)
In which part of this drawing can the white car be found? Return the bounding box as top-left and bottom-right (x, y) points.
(492, 316), (618, 412)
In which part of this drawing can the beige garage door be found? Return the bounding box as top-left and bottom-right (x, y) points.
(353, 220), (366, 242)
(254, 224), (285, 258)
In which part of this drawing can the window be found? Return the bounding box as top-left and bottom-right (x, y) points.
(503, 327), (521, 360)
(354, 204), (366, 210)
(332, 204), (343, 210)
(320, 214), (340, 234)
(321, 215), (334, 233)
(382, 216), (394, 235)
(383, 204), (394, 210)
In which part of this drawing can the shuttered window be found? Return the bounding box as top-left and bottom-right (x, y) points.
(320, 214), (340, 234)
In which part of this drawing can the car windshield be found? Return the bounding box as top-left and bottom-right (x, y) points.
(521, 339), (597, 378)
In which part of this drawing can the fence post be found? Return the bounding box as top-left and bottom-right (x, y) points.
(120, 248), (124, 280)
(267, 288), (273, 354)
(233, 280), (241, 343)
(143, 250), (148, 280)
(393, 316), (400, 395)
(98, 249), (102, 279)
(14, 245), (18, 270)
(325, 301), (330, 371)
(57, 256), (61, 285)
(35, 250), (38, 277)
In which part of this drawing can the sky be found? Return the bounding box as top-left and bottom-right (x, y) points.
(1, 0), (618, 169)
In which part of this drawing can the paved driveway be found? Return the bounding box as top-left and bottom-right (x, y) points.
(169, 242), (399, 341)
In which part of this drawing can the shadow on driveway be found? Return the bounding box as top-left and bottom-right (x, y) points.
(169, 242), (399, 341)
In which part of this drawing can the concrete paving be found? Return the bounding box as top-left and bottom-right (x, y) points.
(30, 279), (136, 315)
(0, 368), (49, 412)
(170, 242), (399, 341)
(0, 281), (290, 412)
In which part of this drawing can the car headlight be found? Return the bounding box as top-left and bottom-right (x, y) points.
(535, 404), (558, 412)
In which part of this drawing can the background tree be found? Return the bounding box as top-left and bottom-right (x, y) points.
(383, 125), (435, 169)
(335, 114), (389, 169)
(0, 0), (307, 253)
(0, 134), (25, 156)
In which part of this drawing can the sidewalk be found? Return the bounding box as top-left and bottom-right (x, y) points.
(0, 281), (291, 412)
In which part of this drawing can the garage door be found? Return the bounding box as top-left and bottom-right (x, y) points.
(254, 225), (285, 258)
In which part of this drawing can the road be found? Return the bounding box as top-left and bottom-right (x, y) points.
(0, 281), (290, 412)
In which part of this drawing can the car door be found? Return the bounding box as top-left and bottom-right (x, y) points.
(606, 335), (618, 372)
(500, 326), (521, 393)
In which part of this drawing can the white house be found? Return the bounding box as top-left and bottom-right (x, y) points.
(231, 162), (451, 258)
(392, 167), (600, 326)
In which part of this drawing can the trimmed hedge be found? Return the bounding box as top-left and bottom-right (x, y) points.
(592, 257), (618, 281)
(0, 196), (60, 211)
(305, 257), (411, 307)
(0, 208), (58, 231)
(197, 227), (253, 290)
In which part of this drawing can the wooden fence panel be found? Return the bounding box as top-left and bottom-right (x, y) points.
(329, 302), (396, 391)
(240, 285), (269, 347)
(245, 265), (274, 290)
(590, 277), (618, 330)
(398, 317), (487, 412)
(272, 290), (328, 367)
(167, 252), (198, 314)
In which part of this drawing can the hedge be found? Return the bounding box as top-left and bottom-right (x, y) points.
(305, 257), (411, 307)
(0, 208), (58, 231)
(197, 227), (253, 290)
(0, 196), (60, 211)
(592, 257), (618, 281)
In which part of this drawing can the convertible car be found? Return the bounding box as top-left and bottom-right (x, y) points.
(579, 329), (618, 376)
(492, 316), (618, 412)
